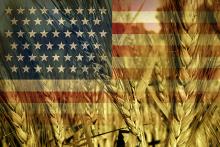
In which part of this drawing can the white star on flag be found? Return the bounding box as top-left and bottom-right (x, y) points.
(34, 18), (42, 25)
(11, 65), (18, 72)
(40, 54), (48, 61)
(70, 42), (77, 50)
(29, 7), (36, 14)
(88, 7), (95, 14)
(70, 65), (77, 73)
(23, 66), (30, 72)
(34, 65), (42, 72)
(17, 54), (24, 61)
(11, 18), (18, 25)
(70, 18), (77, 25)
(93, 18), (101, 25)
(46, 42), (53, 50)
(40, 30), (48, 37)
(82, 18), (89, 25)
(64, 30), (72, 37)
(46, 18), (53, 25)
(52, 8), (59, 14)
(64, 7), (72, 14)
(17, 30), (25, 37)
(5, 54), (12, 61)
(52, 54), (60, 61)
(11, 42), (18, 50)
(29, 54), (37, 61)
(46, 65), (53, 72)
(40, 7), (48, 14)
(52, 30), (60, 37)
(23, 43), (30, 49)
(58, 42), (65, 50)
(82, 65), (89, 73)
(58, 65), (65, 73)
(5, 30), (12, 37)
(5, 7), (12, 14)
(34, 42), (42, 49)
(76, 54), (83, 61)
(23, 18), (30, 25)
(64, 54), (72, 61)
(17, 7), (24, 14)
(76, 7), (83, 14)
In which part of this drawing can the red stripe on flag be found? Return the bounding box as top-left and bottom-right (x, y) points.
(112, 68), (220, 79)
(112, 45), (153, 56)
(113, 45), (220, 57)
(112, 23), (148, 34)
(113, 23), (220, 34)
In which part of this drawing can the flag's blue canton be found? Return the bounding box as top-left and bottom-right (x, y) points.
(0, 2), (111, 79)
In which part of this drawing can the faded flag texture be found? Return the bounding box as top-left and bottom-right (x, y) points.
(0, 0), (220, 147)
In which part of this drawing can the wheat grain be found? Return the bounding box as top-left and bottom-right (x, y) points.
(152, 62), (170, 105)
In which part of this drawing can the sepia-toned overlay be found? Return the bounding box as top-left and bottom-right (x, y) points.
(0, 0), (220, 146)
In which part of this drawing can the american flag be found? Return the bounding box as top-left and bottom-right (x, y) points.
(0, 0), (114, 102)
(6, 0), (219, 103)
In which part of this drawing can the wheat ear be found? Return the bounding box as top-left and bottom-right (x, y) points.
(1, 96), (36, 146)
(82, 82), (103, 147)
(108, 81), (148, 146)
(0, 79), (36, 146)
(165, 0), (201, 146)
(45, 96), (64, 147)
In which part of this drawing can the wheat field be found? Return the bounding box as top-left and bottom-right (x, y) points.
(0, 0), (220, 146)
